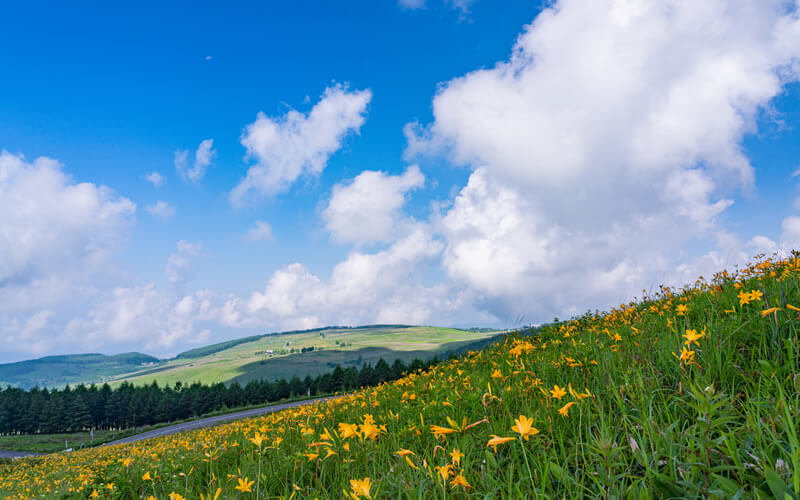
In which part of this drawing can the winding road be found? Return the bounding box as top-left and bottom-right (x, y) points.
(1, 396), (336, 460)
(0, 450), (42, 459)
(103, 395), (336, 446)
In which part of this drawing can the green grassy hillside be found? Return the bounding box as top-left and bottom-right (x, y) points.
(0, 326), (501, 390)
(0, 353), (160, 390)
(107, 326), (501, 387)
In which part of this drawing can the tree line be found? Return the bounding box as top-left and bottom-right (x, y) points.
(0, 357), (434, 435)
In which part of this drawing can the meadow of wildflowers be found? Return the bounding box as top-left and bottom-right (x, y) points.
(1, 253), (799, 498)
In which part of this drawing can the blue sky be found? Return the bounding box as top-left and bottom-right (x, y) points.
(2, 0), (800, 362)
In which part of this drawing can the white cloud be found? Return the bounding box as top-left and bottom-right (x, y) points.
(6, 0), (800, 360)
(230, 84), (372, 205)
(0, 150), (136, 355)
(0, 310), (56, 355)
(398, 0), (475, 13)
(68, 285), (215, 350)
(781, 216), (800, 249)
(0, 151), (135, 299)
(406, 0), (800, 320)
(166, 241), (202, 285)
(145, 171), (165, 188)
(447, 0), (475, 14)
(175, 139), (216, 183)
(146, 200), (175, 220)
(245, 220), (273, 242)
(749, 235), (778, 255)
(322, 165), (424, 244)
(221, 227), (459, 330)
(398, 0), (426, 8)
(63, 241), (214, 351)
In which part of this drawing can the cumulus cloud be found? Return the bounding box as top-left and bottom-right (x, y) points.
(781, 216), (800, 249)
(62, 240), (214, 351)
(146, 200), (175, 220)
(0, 150), (136, 354)
(7, 0), (800, 359)
(145, 171), (165, 188)
(230, 84), (372, 205)
(175, 139), (216, 183)
(221, 227), (457, 330)
(0, 151), (135, 298)
(217, 0), (800, 332)
(75, 285), (167, 344)
(245, 220), (273, 242)
(65, 285), (216, 350)
(749, 235), (778, 255)
(407, 0), (800, 320)
(322, 165), (424, 244)
(408, 1), (799, 191)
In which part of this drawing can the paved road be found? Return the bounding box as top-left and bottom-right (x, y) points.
(0, 450), (43, 459)
(0, 396), (335, 460)
(104, 396), (337, 446)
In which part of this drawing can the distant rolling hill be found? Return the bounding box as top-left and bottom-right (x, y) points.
(0, 325), (504, 389)
(0, 352), (160, 389)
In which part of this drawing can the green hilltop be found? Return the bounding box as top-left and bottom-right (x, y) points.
(0, 352), (160, 390)
(0, 325), (503, 389)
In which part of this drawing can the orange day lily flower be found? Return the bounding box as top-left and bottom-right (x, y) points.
(683, 328), (705, 347)
(487, 435), (515, 452)
(235, 477), (254, 493)
(511, 415), (539, 440)
(738, 290), (752, 305)
(450, 473), (471, 488)
(199, 489), (222, 500)
(558, 401), (577, 416)
(550, 385), (567, 399)
(349, 477), (372, 499)
(430, 425), (458, 438)
(249, 432), (264, 447)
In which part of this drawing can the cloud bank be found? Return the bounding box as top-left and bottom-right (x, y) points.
(405, 0), (800, 319)
(0, 151), (135, 354)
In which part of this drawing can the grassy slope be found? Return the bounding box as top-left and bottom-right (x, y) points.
(0, 353), (160, 390)
(0, 430), (122, 454)
(3, 255), (798, 498)
(107, 326), (500, 387)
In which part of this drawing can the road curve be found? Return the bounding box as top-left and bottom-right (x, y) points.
(0, 397), (336, 460)
(104, 396), (338, 447)
(0, 450), (43, 459)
